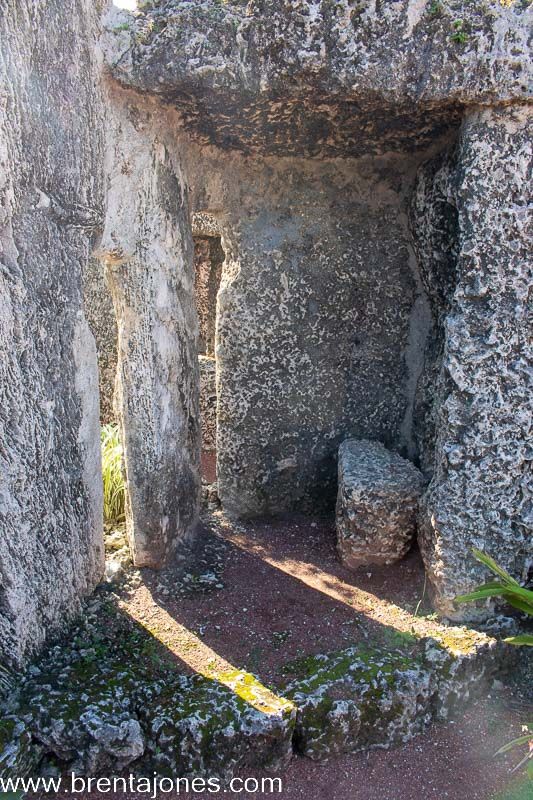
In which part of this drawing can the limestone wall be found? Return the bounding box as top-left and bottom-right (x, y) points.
(180, 144), (441, 516)
(417, 107), (532, 617)
(0, 0), (106, 667)
(93, 1), (531, 615)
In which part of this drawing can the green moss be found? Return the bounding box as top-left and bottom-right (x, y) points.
(450, 18), (469, 43)
(430, 627), (486, 655)
(0, 717), (17, 748)
(283, 645), (419, 697)
(428, 1), (444, 16)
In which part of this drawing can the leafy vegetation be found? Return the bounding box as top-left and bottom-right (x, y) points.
(455, 549), (533, 646)
(450, 18), (469, 43)
(455, 549), (532, 778)
(101, 424), (126, 526)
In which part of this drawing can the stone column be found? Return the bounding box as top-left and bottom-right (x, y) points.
(99, 95), (200, 568)
(0, 0), (106, 667)
(419, 106), (532, 617)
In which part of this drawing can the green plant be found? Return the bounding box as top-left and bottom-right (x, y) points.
(428, 1), (444, 16)
(455, 549), (533, 644)
(101, 424), (126, 525)
(455, 549), (533, 777)
(450, 18), (469, 43)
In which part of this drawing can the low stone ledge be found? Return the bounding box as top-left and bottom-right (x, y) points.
(0, 639), (295, 780)
(0, 609), (510, 777)
(140, 672), (295, 779)
(283, 627), (504, 762)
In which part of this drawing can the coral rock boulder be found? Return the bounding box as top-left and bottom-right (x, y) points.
(336, 440), (425, 569)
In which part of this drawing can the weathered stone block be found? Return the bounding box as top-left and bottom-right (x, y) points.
(2, 650), (295, 779)
(336, 440), (425, 568)
(140, 671), (295, 780)
(98, 90), (201, 569)
(284, 628), (503, 762)
(211, 158), (421, 517)
(417, 106), (533, 617)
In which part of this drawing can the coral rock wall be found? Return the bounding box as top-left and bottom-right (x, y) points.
(101, 0), (532, 610)
(417, 107), (532, 616)
(0, 0), (106, 667)
(97, 88), (201, 569)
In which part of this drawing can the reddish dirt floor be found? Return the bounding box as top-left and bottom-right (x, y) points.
(122, 512), (434, 684)
(106, 509), (531, 800)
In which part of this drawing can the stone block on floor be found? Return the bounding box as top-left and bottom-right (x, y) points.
(336, 439), (425, 569)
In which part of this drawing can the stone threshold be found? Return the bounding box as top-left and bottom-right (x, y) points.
(0, 618), (509, 781)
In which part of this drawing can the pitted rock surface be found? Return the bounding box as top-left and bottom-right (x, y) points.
(0, 0), (106, 668)
(0, 590), (509, 778)
(0, 605), (295, 780)
(336, 440), (425, 568)
(284, 627), (504, 761)
(103, 0), (531, 157)
(417, 106), (533, 617)
(199, 356), (217, 451)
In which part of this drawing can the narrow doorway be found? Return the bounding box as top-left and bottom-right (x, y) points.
(192, 213), (224, 486)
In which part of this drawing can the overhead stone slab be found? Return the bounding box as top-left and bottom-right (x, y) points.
(336, 439), (425, 568)
(102, 0), (531, 157)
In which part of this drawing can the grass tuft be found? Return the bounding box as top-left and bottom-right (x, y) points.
(101, 424), (126, 525)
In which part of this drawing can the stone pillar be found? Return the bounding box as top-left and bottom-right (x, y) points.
(99, 95), (200, 568)
(419, 106), (532, 617)
(0, 0), (106, 667)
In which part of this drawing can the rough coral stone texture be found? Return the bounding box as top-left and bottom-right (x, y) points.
(104, 0), (531, 157)
(100, 0), (532, 606)
(199, 355), (217, 451)
(187, 150), (429, 517)
(418, 106), (533, 618)
(82, 257), (118, 424)
(98, 89), (201, 568)
(0, 620), (295, 780)
(194, 235), (224, 357)
(409, 150), (459, 476)
(140, 671), (295, 779)
(0, 0), (106, 668)
(336, 440), (425, 569)
(284, 628), (503, 762)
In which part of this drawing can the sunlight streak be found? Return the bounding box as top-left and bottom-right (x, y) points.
(120, 589), (293, 716)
